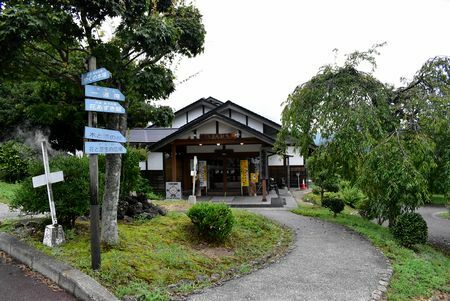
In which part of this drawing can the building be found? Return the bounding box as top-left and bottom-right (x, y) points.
(129, 97), (306, 197)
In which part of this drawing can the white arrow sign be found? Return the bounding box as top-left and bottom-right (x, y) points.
(32, 171), (64, 188)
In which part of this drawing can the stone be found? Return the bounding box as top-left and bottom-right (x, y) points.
(377, 285), (387, 292)
(196, 275), (208, 283)
(122, 295), (138, 301)
(379, 280), (389, 286)
(43, 224), (65, 247)
(188, 195), (197, 204)
(210, 273), (220, 281)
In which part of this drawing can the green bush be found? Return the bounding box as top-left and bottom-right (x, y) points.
(121, 147), (151, 197)
(392, 212), (428, 248)
(322, 196), (344, 217)
(0, 141), (35, 183)
(187, 202), (235, 242)
(11, 155), (102, 228)
(339, 185), (366, 208)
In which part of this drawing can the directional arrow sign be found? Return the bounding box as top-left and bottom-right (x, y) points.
(32, 171), (64, 188)
(84, 126), (127, 143)
(81, 68), (111, 85)
(85, 98), (125, 114)
(84, 142), (127, 154)
(85, 85), (125, 101)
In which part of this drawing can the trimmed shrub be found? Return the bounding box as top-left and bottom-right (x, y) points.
(322, 196), (345, 217)
(0, 141), (36, 183)
(121, 147), (150, 197)
(11, 155), (103, 228)
(392, 212), (428, 248)
(187, 202), (235, 242)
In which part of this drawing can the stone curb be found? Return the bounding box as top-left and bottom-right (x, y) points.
(369, 255), (393, 301)
(0, 232), (119, 301)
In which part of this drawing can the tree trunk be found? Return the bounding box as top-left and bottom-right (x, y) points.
(101, 114), (122, 245)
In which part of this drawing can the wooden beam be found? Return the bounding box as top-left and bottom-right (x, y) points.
(172, 137), (263, 146)
(171, 144), (177, 182)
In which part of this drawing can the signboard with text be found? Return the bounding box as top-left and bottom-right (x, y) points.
(85, 99), (125, 114)
(84, 142), (126, 154)
(240, 160), (249, 187)
(84, 126), (126, 143)
(85, 85), (125, 101)
(81, 68), (111, 85)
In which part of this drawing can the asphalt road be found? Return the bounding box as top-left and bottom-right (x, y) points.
(0, 253), (76, 301)
(417, 206), (450, 252)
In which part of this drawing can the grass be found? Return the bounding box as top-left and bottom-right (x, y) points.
(292, 204), (450, 301)
(437, 211), (449, 220)
(0, 181), (20, 205)
(430, 194), (449, 206)
(2, 208), (292, 300)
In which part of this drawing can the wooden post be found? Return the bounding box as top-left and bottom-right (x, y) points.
(171, 143), (177, 182)
(87, 56), (101, 270)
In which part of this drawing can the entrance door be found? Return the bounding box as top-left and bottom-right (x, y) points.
(207, 157), (241, 195)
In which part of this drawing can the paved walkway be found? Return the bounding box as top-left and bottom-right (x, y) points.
(417, 206), (450, 252)
(189, 207), (388, 301)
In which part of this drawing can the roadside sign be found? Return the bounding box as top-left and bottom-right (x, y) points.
(81, 68), (111, 85)
(84, 142), (126, 154)
(84, 126), (126, 143)
(85, 98), (125, 114)
(32, 171), (64, 188)
(85, 85), (125, 101)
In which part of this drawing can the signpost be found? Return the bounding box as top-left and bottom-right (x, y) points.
(85, 85), (125, 101)
(188, 156), (198, 204)
(85, 99), (126, 114)
(32, 141), (65, 247)
(84, 126), (126, 143)
(81, 58), (127, 270)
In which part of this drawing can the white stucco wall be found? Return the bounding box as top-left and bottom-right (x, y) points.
(230, 110), (246, 125)
(219, 123), (236, 134)
(197, 122), (216, 135)
(268, 155), (284, 166)
(287, 146), (304, 166)
(147, 152), (163, 170)
(172, 115), (186, 128)
(247, 117), (263, 133)
(188, 107), (203, 122)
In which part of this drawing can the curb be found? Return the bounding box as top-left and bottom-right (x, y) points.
(0, 233), (119, 301)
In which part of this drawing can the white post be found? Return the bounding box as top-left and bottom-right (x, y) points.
(188, 156), (198, 204)
(41, 141), (58, 225)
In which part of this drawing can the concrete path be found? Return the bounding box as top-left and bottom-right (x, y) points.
(417, 206), (450, 252)
(189, 208), (388, 301)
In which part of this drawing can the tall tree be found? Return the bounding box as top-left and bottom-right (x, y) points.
(0, 0), (206, 244)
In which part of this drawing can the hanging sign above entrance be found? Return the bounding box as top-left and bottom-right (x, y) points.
(200, 132), (239, 140)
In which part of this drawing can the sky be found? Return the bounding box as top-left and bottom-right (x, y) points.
(164, 0), (450, 123)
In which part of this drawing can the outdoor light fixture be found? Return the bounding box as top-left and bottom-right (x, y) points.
(240, 142), (244, 145)
(216, 143), (220, 146)
(199, 143), (202, 146)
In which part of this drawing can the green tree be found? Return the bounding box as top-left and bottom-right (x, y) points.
(0, 0), (206, 245)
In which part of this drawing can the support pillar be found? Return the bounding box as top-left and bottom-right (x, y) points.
(171, 144), (177, 182)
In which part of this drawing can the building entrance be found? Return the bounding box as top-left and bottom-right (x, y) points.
(208, 158), (241, 195)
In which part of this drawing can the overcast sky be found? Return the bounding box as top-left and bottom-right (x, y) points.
(165, 0), (450, 123)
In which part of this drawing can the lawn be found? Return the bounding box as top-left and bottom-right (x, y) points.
(1, 207), (292, 300)
(430, 194), (448, 206)
(437, 211), (449, 220)
(0, 181), (20, 205)
(292, 204), (450, 301)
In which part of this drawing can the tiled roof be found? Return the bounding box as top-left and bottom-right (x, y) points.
(128, 128), (178, 143)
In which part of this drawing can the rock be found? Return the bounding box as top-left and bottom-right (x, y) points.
(210, 273), (221, 282)
(196, 275), (208, 283)
(122, 295), (138, 301)
(124, 216), (133, 223)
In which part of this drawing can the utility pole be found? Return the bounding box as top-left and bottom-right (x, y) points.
(87, 56), (101, 270)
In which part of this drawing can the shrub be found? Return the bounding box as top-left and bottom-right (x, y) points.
(322, 196), (345, 217)
(11, 155), (102, 228)
(187, 202), (235, 242)
(392, 212), (428, 248)
(121, 147), (151, 197)
(339, 185), (366, 208)
(0, 141), (36, 183)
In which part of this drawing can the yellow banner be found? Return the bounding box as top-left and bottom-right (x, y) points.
(250, 172), (259, 183)
(240, 160), (249, 187)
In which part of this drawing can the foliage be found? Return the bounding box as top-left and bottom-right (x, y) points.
(0, 141), (36, 183)
(292, 205), (450, 300)
(10, 210), (292, 299)
(11, 155), (103, 228)
(0, 1), (205, 149)
(187, 203), (235, 242)
(358, 134), (433, 227)
(306, 147), (340, 201)
(321, 196), (344, 217)
(338, 180), (366, 208)
(0, 181), (20, 205)
(121, 147), (150, 197)
(392, 212), (428, 248)
(429, 194), (448, 205)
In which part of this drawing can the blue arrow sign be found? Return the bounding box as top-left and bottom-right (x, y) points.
(84, 142), (126, 154)
(81, 68), (111, 85)
(85, 85), (125, 102)
(85, 98), (125, 114)
(84, 126), (127, 143)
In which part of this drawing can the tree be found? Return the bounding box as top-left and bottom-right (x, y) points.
(0, 1), (206, 245)
(278, 45), (449, 227)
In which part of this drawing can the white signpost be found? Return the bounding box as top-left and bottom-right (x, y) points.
(188, 156), (198, 204)
(32, 141), (65, 247)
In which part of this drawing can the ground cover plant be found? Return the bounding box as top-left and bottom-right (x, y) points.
(292, 204), (450, 301)
(0, 206), (292, 301)
(0, 181), (19, 205)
